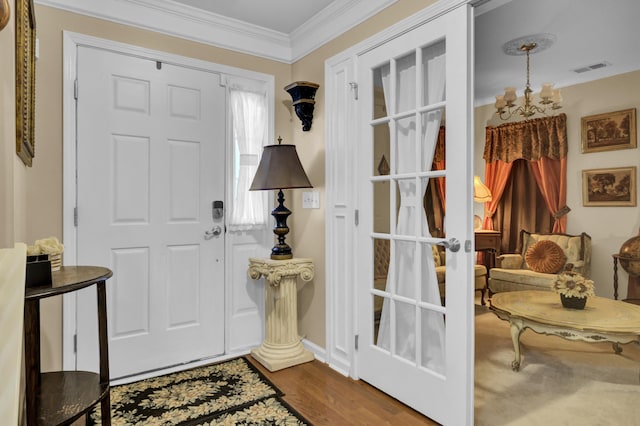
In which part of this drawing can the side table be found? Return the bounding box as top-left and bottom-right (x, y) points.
(612, 254), (640, 304)
(25, 266), (113, 425)
(248, 257), (314, 371)
(475, 230), (501, 269)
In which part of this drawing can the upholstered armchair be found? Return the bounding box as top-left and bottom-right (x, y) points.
(488, 230), (592, 294)
(374, 240), (488, 309)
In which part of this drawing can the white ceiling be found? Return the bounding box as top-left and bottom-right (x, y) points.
(475, 0), (640, 106)
(38, 0), (640, 100)
(36, 0), (396, 62)
(165, 0), (640, 105)
(171, 0), (336, 34)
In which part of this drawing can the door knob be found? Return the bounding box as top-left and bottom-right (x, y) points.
(437, 238), (460, 252)
(205, 225), (223, 240)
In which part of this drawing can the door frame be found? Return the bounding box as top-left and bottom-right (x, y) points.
(324, 0), (476, 422)
(61, 31), (274, 371)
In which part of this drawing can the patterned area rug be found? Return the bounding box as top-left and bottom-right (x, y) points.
(89, 357), (310, 425)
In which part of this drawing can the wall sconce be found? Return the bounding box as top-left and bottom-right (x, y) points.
(285, 81), (319, 132)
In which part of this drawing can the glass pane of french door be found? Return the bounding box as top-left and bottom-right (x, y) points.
(358, 6), (474, 424)
(370, 38), (447, 373)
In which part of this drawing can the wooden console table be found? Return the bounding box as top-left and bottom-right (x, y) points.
(25, 266), (113, 425)
(475, 230), (501, 269)
(248, 258), (314, 372)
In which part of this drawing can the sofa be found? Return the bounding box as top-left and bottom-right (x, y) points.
(374, 239), (488, 308)
(488, 230), (592, 294)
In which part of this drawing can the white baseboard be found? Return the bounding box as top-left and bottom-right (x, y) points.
(301, 338), (326, 363)
(111, 340), (350, 386)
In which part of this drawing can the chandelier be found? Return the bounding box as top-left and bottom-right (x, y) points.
(494, 35), (562, 120)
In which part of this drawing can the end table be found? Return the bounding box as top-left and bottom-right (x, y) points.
(248, 257), (314, 371)
(24, 266), (112, 425)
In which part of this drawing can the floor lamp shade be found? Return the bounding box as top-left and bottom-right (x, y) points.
(250, 143), (312, 259)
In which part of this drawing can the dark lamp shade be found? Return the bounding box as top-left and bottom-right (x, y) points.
(250, 144), (312, 190)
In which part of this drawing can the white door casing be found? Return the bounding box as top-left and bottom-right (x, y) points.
(62, 32), (273, 379)
(75, 46), (225, 378)
(326, 3), (475, 425)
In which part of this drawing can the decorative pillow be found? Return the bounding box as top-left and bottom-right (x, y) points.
(525, 240), (567, 273)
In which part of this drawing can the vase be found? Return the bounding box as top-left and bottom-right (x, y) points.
(560, 294), (587, 309)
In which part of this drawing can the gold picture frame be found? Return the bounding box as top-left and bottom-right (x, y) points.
(16, 0), (36, 166)
(582, 166), (637, 207)
(581, 108), (637, 154)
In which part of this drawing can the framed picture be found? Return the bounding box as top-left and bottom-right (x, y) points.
(581, 108), (636, 153)
(16, 0), (36, 166)
(582, 166), (637, 207)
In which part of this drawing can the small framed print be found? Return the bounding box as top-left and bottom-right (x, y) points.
(582, 166), (637, 207)
(581, 108), (636, 153)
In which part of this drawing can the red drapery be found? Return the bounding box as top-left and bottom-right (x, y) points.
(482, 114), (569, 233)
(433, 127), (446, 212)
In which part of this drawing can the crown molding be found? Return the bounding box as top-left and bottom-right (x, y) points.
(290, 0), (397, 62)
(36, 0), (398, 64)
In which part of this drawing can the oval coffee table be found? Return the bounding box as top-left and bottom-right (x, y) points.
(490, 290), (640, 371)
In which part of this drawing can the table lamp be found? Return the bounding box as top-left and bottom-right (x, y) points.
(250, 137), (312, 259)
(473, 176), (492, 230)
(473, 176), (492, 203)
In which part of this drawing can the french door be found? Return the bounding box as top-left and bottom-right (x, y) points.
(74, 46), (226, 378)
(356, 4), (475, 425)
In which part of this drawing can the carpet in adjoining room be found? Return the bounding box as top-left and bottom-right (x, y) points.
(474, 304), (640, 426)
(89, 356), (310, 425)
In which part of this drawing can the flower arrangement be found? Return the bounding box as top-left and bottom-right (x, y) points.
(27, 237), (64, 256)
(27, 237), (64, 272)
(552, 269), (595, 299)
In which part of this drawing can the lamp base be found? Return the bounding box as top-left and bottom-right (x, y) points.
(270, 190), (293, 260)
(270, 253), (293, 260)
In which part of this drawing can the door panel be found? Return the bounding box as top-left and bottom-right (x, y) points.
(358, 5), (474, 425)
(75, 46), (226, 379)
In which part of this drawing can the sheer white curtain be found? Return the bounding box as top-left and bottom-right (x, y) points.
(376, 49), (446, 372)
(228, 87), (268, 231)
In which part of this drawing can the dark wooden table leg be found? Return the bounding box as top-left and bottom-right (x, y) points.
(613, 256), (619, 301)
(24, 299), (40, 426)
(96, 281), (111, 425)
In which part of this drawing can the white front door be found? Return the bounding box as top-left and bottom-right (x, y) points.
(356, 5), (474, 425)
(75, 46), (226, 378)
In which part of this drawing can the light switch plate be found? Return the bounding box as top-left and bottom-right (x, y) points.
(302, 191), (320, 209)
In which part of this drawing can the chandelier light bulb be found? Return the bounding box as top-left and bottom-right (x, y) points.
(552, 89), (563, 103)
(540, 83), (553, 102)
(504, 87), (517, 105)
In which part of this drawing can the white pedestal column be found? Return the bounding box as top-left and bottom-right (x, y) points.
(248, 257), (315, 371)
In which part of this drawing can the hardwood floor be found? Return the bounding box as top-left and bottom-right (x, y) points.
(246, 357), (438, 425)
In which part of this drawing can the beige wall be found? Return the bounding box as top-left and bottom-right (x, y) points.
(0, 5), (14, 249)
(28, 1), (436, 369)
(0, 4), (22, 249)
(289, 0), (437, 347)
(31, 5), (293, 370)
(9, 0), (637, 373)
(474, 70), (640, 300)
